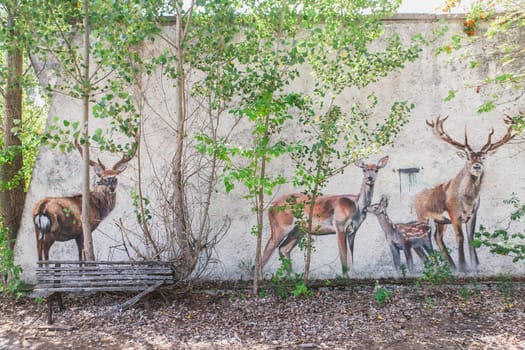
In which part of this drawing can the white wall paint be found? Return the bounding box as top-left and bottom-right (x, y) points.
(16, 15), (525, 282)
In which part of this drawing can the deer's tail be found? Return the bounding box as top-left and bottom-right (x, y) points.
(33, 202), (51, 242)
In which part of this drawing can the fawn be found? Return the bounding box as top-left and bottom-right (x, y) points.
(365, 195), (433, 272)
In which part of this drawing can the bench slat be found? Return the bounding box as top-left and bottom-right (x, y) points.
(33, 286), (159, 294)
(36, 265), (172, 270)
(37, 270), (172, 277)
(37, 260), (171, 266)
(35, 279), (169, 287)
(37, 279), (172, 286)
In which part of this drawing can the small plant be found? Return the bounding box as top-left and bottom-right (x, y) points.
(374, 281), (392, 305)
(271, 256), (313, 298)
(399, 264), (407, 278)
(424, 296), (436, 309)
(292, 280), (314, 298)
(459, 279), (480, 302)
(419, 250), (454, 285)
(258, 289), (268, 298)
(0, 228), (26, 297)
(497, 273), (515, 309)
(459, 285), (470, 301)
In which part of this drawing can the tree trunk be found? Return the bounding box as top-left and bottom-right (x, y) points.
(81, 0), (94, 260)
(253, 117), (270, 296)
(0, 17), (26, 249)
(172, 5), (193, 277)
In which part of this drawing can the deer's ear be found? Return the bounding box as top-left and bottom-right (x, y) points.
(354, 159), (365, 169)
(377, 155), (389, 168)
(113, 162), (128, 174)
(94, 164), (105, 177)
(380, 195), (388, 207)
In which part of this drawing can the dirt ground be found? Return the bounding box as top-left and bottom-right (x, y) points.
(1, 279), (525, 350)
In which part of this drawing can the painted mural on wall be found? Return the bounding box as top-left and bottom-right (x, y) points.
(32, 137), (138, 261)
(414, 116), (516, 272)
(261, 116), (517, 276)
(365, 194), (432, 273)
(261, 157), (389, 276)
(14, 15), (525, 283)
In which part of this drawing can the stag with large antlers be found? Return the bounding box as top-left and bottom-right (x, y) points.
(414, 116), (515, 272)
(32, 136), (139, 261)
(261, 156), (389, 276)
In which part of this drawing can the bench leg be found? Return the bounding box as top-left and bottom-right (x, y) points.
(47, 295), (54, 325)
(57, 293), (64, 311)
(47, 293), (63, 324)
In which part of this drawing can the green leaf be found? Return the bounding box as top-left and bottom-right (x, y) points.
(443, 90), (457, 102)
(477, 100), (496, 113)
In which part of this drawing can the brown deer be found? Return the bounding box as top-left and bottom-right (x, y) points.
(32, 137), (138, 261)
(414, 116), (515, 272)
(261, 156), (389, 275)
(365, 195), (433, 273)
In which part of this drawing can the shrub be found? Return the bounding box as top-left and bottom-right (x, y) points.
(0, 227), (25, 297)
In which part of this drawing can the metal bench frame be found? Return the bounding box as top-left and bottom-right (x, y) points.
(32, 260), (174, 324)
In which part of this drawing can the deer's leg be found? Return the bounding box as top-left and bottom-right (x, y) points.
(422, 243), (433, 256)
(262, 227), (286, 269)
(389, 244), (401, 271)
(341, 229), (356, 277)
(336, 230), (348, 275)
(413, 247), (428, 262)
(403, 244), (414, 272)
(43, 241), (52, 261)
(466, 212), (480, 269)
(36, 236), (43, 262)
(450, 217), (467, 272)
(75, 235), (84, 261)
(434, 222), (456, 270)
(278, 226), (299, 269)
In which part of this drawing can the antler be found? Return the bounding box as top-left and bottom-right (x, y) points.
(112, 130), (141, 171)
(480, 115), (516, 153)
(74, 138), (98, 167)
(426, 116), (471, 151)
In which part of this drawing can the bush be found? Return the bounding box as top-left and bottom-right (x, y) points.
(0, 227), (25, 297)
(419, 250), (454, 285)
(271, 256), (313, 298)
(474, 194), (525, 263)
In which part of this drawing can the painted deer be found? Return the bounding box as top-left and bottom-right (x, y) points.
(32, 136), (138, 261)
(261, 156), (389, 275)
(365, 195), (432, 272)
(414, 116), (515, 272)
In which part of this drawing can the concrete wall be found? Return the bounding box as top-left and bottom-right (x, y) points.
(16, 14), (525, 281)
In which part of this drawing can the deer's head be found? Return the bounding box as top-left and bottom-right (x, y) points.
(75, 134), (139, 194)
(364, 194), (389, 215)
(427, 116), (516, 178)
(354, 156), (389, 186)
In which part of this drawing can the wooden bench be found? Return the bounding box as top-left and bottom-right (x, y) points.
(31, 260), (175, 324)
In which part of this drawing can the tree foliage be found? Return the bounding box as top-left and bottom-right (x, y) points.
(440, 0), (524, 113)
(194, 0), (420, 292)
(25, 0), (161, 259)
